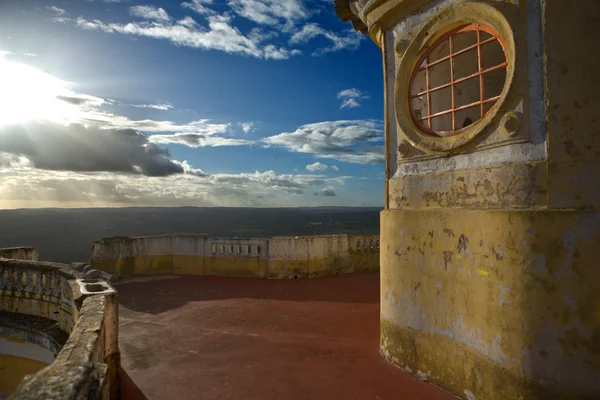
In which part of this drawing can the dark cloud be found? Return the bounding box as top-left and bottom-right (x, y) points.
(314, 188), (336, 197)
(56, 95), (99, 106)
(0, 121), (184, 176)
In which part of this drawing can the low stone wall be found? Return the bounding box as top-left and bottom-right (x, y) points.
(0, 257), (120, 399)
(91, 234), (380, 279)
(0, 247), (39, 261)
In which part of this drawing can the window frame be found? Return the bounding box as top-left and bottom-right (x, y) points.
(408, 23), (508, 137)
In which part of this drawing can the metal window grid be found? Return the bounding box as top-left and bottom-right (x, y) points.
(409, 24), (508, 137)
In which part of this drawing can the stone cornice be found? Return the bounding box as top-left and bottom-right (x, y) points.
(333, 0), (434, 47)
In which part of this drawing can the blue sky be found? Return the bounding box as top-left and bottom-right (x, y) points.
(0, 0), (384, 208)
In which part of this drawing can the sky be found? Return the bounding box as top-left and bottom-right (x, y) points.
(0, 0), (384, 209)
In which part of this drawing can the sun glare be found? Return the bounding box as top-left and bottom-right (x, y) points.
(0, 53), (97, 126)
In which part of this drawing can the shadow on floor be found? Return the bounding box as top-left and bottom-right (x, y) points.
(120, 367), (149, 400)
(114, 271), (379, 314)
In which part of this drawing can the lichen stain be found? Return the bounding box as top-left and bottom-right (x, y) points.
(443, 251), (452, 269)
(443, 228), (455, 237)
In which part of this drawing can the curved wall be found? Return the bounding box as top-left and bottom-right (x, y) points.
(0, 257), (120, 400)
(91, 234), (380, 279)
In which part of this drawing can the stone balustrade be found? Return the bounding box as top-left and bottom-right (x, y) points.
(0, 257), (120, 400)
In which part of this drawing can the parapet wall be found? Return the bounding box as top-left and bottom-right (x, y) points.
(0, 256), (120, 399)
(0, 247), (39, 262)
(91, 234), (380, 279)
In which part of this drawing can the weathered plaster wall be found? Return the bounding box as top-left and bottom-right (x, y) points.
(91, 234), (380, 279)
(0, 247), (39, 262)
(371, 0), (600, 399)
(381, 210), (600, 399)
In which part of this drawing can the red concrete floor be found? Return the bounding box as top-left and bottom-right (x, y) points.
(115, 272), (454, 400)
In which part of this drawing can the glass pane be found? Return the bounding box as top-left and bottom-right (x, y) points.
(429, 39), (450, 62)
(411, 68), (427, 95)
(481, 40), (505, 70)
(412, 95), (429, 120)
(453, 47), (479, 79)
(483, 68), (506, 98)
(483, 101), (495, 116)
(454, 76), (480, 107)
(480, 30), (493, 41)
(452, 30), (478, 52)
(431, 113), (453, 132)
(455, 105), (481, 129)
(430, 86), (452, 114)
(428, 59), (451, 88)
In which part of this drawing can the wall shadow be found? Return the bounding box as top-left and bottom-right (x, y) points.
(115, 271), (380, 315)
(120, 367), (149, 400)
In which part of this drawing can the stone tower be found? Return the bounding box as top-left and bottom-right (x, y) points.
(334, 1), (600, 399)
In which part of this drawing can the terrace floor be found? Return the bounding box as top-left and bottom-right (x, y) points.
(116, 272), (454, 400)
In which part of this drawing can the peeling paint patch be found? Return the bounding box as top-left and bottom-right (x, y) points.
(528, 253), (548, 273)
(564, 292), (578, 310)
(498, 285), (513, 306)
(416, 370), (429, 381)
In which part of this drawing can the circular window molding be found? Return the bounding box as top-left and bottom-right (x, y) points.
(395, 2), (516, 154)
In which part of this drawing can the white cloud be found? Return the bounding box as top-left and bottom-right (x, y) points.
(52, 3), (356, 60)
(181, 0), (215, 16)
(238, 122), (254, 133)
(317, 152), (384, 165)
(0, 166), (350, 208)
(128, 102), (173, 111)
(177, 16), (199, 28)
(290, 23), (363, 55)
(331, 165), (339, 171)
(228, 0), (307, 30)
(306, 162), (328, 171)
(337, 88), (369, 109)
(340, 98), (359, 109)
(148, 133), (255, 147)
(263, 120), (384, 164)
(130, 6), (171, 23)
(47, 6), (67, 16)
(72, 14), (290, 59)
(314, 188), (336, 197)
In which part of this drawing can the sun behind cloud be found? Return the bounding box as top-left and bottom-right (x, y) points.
(0, 53), (102, 126)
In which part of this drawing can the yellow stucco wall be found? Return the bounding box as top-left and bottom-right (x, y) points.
(0, 354), (48, 396)
(204, 256), (268, 278)
(91, 234), (379, 279)
(380, 210), (600, 399)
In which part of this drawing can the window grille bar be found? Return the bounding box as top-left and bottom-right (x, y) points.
(415, 36), (498, 71)
(411, 62), (507, 98)
(419, 95), (500, 120)
(449, 36), (456, 131)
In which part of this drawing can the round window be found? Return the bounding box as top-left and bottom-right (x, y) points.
(409, 24), (507, 137)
